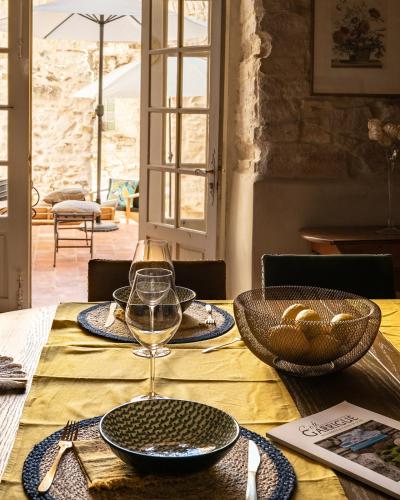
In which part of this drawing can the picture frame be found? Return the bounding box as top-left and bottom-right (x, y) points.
(312, 0), (400, 95)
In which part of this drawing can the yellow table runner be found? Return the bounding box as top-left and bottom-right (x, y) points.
(1, 300), (399, 499)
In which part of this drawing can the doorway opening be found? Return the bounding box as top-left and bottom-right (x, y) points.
(31, 2), (142, 306)
(29, 1), (214, 307)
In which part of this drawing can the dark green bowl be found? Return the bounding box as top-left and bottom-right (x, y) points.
(100, 399), (240, 474)
(112, 285), (196, 312)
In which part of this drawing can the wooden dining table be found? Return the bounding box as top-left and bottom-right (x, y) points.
(0, 300), (399, 499)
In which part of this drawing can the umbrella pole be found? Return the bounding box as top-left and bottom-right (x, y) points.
(86, 15), (118, 232)
(95, 16), (105, 222)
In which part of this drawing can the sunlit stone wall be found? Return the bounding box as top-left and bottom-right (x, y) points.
(32, 39), (139, 198)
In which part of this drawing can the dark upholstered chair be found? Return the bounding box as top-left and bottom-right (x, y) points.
(261, 254), (395, 299)
(88, 259), (226, 301)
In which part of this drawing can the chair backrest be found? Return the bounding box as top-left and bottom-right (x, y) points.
(88, 259), (226, 301)
(261, 254), (396, 299)
(107, 179), (139, 211)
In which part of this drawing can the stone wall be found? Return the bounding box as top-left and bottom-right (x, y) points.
(253, 0), (400, 179)
(226, 0), (400, 295)
(32, 38), (140, 198)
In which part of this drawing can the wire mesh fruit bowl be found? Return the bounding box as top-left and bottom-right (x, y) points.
(233, 286), (381, 377)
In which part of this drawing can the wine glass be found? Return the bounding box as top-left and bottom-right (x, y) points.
(125, 268), (182, 400)
(129, 239), (174, 287)
(129, 239), (175, 358)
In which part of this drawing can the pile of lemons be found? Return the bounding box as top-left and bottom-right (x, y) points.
(267, 303), (355, 364)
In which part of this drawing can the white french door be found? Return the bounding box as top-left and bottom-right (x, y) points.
(0, 0), (31, 311)
(139, 0), (222, 260)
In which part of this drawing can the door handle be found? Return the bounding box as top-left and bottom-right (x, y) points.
(194, 149), (218, 205)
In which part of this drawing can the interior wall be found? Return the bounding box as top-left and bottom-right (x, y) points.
(252, 176), (400, 286)
(224, 0), (400, 297)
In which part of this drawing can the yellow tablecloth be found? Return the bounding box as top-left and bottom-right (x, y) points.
(1, 300), (399, 499)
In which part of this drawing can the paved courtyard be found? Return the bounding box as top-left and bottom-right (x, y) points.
(32, 220), (138, 307)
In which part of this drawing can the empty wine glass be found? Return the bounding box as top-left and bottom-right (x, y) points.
(125, 268), (182, 400)
(129, 239), (175, 359)
(129, 239), (174, 286)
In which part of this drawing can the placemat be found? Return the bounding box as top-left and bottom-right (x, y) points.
(77, 301), (235, 344)
(23, 417), (296, 500)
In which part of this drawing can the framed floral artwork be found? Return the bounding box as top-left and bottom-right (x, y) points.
(313, 0), (400, 95)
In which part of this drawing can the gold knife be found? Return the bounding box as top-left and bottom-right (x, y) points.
(104, 302), (117, 328)
(246, 440), (260, 500)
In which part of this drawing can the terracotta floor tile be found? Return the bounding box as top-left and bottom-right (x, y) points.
(32, 220), (138, 307)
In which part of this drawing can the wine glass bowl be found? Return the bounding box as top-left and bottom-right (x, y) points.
(129, 239), (174, 287)
(135, 271), (171, 307)
(126, 288), (182, 351)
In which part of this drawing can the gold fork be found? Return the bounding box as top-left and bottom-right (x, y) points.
(38, 420), (79, 493)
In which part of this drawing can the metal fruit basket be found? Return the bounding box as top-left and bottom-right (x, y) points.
(233, 286), (381, 377)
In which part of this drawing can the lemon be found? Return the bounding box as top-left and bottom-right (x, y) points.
(330, 313), (355, 342)
(308, 334), (340, 364)
(281, 303), (307, 323)
(331, 313), (354, 324)
(267, 324), (310, 363)
(295, 309), (321, 322)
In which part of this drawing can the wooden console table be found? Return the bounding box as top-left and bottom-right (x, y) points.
(300, 226), (400, 291)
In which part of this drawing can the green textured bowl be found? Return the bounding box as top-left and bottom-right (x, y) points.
(100, 399), (240, 474)
(112, 285), (196, 312)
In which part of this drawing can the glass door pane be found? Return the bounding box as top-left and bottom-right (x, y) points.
(182, 54), (208, 108)
(151, 0), (178, 49)
(148, 169), (175, 226)
(0, 0), (8, 48)
(0, 166), (7, 216)
(149, 112), (176, 165)
(181, 114), (208, 165)
(183, 0), (210, 46)
(0, 53), (7, 105)
(0, 110), (7, 161)
(179, 174), (206, 231)
(150, 54), (178, 108)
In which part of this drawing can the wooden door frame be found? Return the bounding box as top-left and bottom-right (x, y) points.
(0, 0), (31, 311)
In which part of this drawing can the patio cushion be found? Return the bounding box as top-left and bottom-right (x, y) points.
(107, 179), (139, 210)
(43, 187), (86, 205)
(51, 200), (101, 215)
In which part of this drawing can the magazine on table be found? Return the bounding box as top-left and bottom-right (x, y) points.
(267, 401), (400, 499)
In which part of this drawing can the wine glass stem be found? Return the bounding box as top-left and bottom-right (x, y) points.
(149, 351), (156, 398)
(149, 305), (155, 332)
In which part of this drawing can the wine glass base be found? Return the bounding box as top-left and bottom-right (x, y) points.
(132, 346), (171, 358)
(130, 393), (170, 402)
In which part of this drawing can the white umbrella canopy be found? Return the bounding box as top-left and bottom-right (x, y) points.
(32, 11), (141, 42)
(34, 0), (141, 17)
(33, 0), (142, 42)
(74, 57), (208, 99)
(33, 1), (207, 43)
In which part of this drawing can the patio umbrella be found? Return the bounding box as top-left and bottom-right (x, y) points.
(74, 57), (208, 162)
(74, 57), (208, 100)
